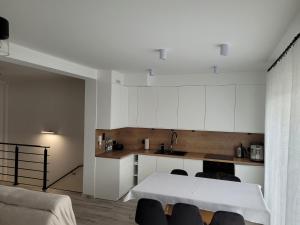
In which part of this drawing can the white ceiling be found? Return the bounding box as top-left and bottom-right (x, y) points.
(0, 0), (299, 75)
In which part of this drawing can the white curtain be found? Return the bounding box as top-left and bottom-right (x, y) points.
(265, 40), (300, 225)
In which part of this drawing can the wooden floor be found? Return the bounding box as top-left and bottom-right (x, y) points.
(51, 189), (137, 225)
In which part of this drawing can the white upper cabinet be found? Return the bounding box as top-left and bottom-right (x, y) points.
(137, 87), (157, 128)
(205, 85), (236, 132)
(120, 85), (129, 128)
(156, 87), (179, 129)
(235, 85), (265, 133)
(110, 83), (122, 129)
(110, 83), (128, 129)
(178, 86), (205, 130)
(128, 87), (138, 127)
(97, 71), (128, 129)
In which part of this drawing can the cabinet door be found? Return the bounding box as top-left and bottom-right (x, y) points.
(95, 158), (120, 201)
(183, 159), (203, 176)
(110, 83), (122, 129)
(178, 86), (205, 130)
(120, 86), (128, 127)
(235, 165), (264, 188)
(128, 87), (138, 127)
(119, 155), (134, 198)
(235, 85), (265, 133)
(138, 155), (157, 183)
(156, 156), (184, 173)
(137, 87), (157, 128)
(205, 85), (236, 132)
(156, 87), (178, 129)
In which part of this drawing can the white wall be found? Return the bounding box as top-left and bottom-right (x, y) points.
(6, 76), (85, 185)
(83, 78), (97, 196)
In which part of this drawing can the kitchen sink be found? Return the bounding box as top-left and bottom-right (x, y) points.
(155, 150), (187, 156)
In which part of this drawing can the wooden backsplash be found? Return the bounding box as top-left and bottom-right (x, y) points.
(95, 128), (264, 156)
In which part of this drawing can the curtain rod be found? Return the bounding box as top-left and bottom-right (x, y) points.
(267, 33), (300, 72)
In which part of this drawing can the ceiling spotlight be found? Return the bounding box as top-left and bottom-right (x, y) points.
(0, 17), (9, 56)
(147, 69), (154, 76)
(158, 49), (168, 60)
(212, 65), (219, 74)
(220, 44), (229, 56)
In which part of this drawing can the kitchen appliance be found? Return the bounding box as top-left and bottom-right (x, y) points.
(113, 141), (124, 151)
(250, 145), (264, 162)
(235, 144), (247, 158)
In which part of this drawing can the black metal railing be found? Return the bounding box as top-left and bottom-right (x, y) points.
(0, 142), (50, 191)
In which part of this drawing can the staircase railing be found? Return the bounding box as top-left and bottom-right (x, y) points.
(0, 142), (50, 191)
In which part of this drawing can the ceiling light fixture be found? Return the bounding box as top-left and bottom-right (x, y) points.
(147, 69), (154, 76)
(220, 44), (229, 56)
(158, 49), (168, 60)
(0, 17), (9, 56)
(212, 65), (219, 74)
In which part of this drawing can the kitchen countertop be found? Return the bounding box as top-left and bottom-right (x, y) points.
(95, 149), (264, 166)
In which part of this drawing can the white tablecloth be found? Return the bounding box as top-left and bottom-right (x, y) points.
(124, 172), (270, 225)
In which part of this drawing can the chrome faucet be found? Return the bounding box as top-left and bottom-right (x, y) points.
(170, 130), (178, 152)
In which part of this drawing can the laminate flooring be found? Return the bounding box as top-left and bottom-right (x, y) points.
(59, 190), (137, 225)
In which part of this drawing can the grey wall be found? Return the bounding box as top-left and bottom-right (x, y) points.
(6, 76), (85, 186)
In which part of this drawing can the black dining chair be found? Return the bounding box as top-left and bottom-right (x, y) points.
(169, 203), (204, 225)
(171, 169), (188, 176)
(209, 211), (245, 225)
(135, 198), (168, 225)
(220, 174), (241, 182)
(195, 172), (217, 179)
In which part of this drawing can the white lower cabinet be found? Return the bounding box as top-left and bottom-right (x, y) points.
(183, 159), (203, 177)
(156, 156), (184, 173)
(119, 155), (135, 197)
(95, 155), (134, 201)
(235, 164), (264, 188)
(138, 155), (157, 184)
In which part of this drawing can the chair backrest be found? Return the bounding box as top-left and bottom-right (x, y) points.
(135, 198), (168, 225)
(195, 172), (217, 179)
(169, 203), (204, 225)
(171, 169), (188, 176)
(220, 174), (241, 182)
(210, 211), (245, 225)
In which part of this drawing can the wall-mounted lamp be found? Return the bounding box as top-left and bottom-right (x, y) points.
(0, 17), (9, 56)
(41, 130), (55, 134)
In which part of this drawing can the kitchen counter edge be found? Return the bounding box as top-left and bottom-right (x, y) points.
(95, 149), (264, 166)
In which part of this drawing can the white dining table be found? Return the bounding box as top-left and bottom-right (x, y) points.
(124, 172), (270, 225)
